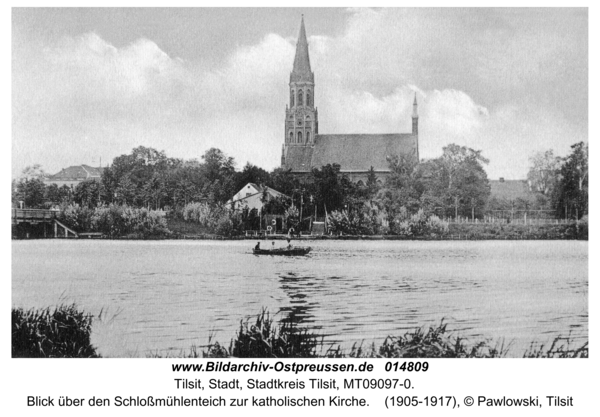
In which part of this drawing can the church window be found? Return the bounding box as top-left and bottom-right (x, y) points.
(289, 131), (293, 142)
(298, 90), (303, 106)
(306, 132), (311, 143)
(291, 91), (295, 107)
(307, 91), (312, 106)
(297, 131), (303, 142)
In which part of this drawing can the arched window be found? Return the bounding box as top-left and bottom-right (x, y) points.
(306, 91), (312, 107)
(289, 131), (293, 143)
(297, 131), (303, 143)
(306, 132), (311, 143)
(297, 90), (303, 106)
(290, 91), (295, 107)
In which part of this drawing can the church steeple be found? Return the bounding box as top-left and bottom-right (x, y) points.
(412, 92), (419, 162)
(284, 15), (318, 153)
(412, 93), (419, 135)
(291, 15), (313, 83)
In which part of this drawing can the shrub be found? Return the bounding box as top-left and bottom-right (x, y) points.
(392, 209), (449, 237)
(377, 322), (504, 358)
(326, 206), (382, 235)
(180, 202), (242, 236)
(12, 304), (100, 358)
(229, 310), (321, 358)
(57, 203), (170, 238)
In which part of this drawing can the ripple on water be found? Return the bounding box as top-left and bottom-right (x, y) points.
(11, 239), (588, 357)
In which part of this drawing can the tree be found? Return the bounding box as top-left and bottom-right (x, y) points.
(415, 144), (490, 219)
(552, 142), (588, 219)
(13, 165), (47, 208)
(45, 183), (72, 206)
(201, 148), (237, 204)
(267, 167), (299, 197)
(20, 164), (46, 181)
(366, 166), (380, 198)
(309, 164), (347, 213)
(376, 154), (421, 222)
(103, 146), (180, 207)
(527, 150), (560, 196)
(234, 163), (270, 193)
(14, 177), (46, 208)
(74, 180), (102, 208)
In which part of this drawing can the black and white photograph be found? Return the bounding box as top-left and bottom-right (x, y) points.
(11, 7), (589, 365)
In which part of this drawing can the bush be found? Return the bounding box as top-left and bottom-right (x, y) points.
(12, 304), (100, 358)
(326, 205), (382, 235)
(229, 310), (321, 358)
(377, 321), (503, 358)
(57, 204), (170, 238)
(58, 203), (94, 231)
(392, 209), (449, 237)
(180, 202), (242, 236)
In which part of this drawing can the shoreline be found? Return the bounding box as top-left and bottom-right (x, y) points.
(11, 234), (589, 241)
(12, 305), (588, 359)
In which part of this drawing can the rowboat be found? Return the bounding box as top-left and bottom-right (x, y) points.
(252, 246), (311, 256)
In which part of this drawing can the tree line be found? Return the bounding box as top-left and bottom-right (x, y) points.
(12, 141), (588, 235)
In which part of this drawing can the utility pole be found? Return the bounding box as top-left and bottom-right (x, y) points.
(299, 193), (303, 231)
(98, 157), (101, 205)
(454, 196), (459, 220)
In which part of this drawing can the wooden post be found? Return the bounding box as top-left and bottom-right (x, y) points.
(54, 221), (57, 238)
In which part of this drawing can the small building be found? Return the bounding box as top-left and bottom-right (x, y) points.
(228, 183), (288, 212)
(45, 165), (104, 188)
(489, 177), (532, 202)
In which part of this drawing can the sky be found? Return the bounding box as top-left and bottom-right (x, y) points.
(12, 7), (588, 179)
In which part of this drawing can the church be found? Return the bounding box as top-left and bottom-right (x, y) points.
(280, 17), (420, 184)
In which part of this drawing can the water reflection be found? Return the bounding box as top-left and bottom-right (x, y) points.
(12, 239), (588, 357)
(277, 272), (319, 329)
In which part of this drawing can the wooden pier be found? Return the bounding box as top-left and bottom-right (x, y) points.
(12, 208), (78, 238)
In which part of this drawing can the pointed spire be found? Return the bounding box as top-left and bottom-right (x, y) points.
(412, 92), (418, 118)
(291, 15), (314, 83)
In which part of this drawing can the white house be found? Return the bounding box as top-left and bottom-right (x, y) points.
(228, 183), (288, 212)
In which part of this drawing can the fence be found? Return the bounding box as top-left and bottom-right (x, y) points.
(444, 216), (576, 225)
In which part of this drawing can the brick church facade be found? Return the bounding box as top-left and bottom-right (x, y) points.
(280, 17), (420, 184)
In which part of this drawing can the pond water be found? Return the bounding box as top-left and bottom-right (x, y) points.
(12, 239), (588, 357)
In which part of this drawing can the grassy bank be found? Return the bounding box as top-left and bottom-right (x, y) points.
(153, 310), (588, 359)
(12, 306), (587, 358)
(12, 304), (100, 358)
(166, 216), (587, 241)
(446, 221), (587, 240)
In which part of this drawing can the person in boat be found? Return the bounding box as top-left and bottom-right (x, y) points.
(271, 241), (275, 251)
(287, 228), (294, 249)
(254, 242), (260, 250)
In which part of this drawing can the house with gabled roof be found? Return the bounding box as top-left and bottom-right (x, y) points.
(228, 183), (289, 212)
(281, 17), (419, 185)
(44, 165), (105, 188)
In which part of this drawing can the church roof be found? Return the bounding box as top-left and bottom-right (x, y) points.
(489, 179), (532, 201)
(291, 16), (314, 83)
(312, 134), (418, 172)
(285, 134), (418, 173)
(284, 146), (314, 172)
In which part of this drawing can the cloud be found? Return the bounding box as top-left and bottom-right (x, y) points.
(12, 9), (586, 181)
